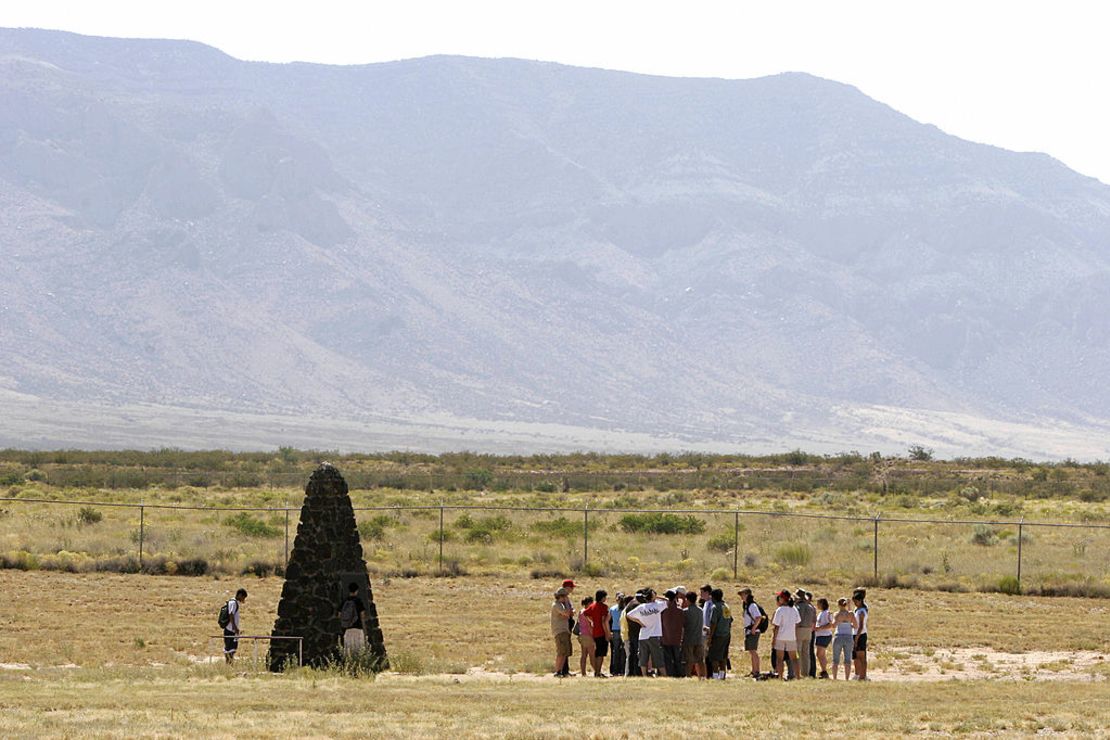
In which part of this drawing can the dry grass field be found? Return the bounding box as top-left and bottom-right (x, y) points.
(0, 570), (1107, 737)
(1, 455), (1107, 736)
(2, 481), (1107, 594)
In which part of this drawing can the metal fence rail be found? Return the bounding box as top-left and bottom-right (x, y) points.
(1, 495), (1106, 590)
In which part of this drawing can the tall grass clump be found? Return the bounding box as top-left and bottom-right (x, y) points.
(775, 542), (812, 567)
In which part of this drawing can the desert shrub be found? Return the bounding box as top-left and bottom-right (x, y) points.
(224, 512), (281, 538)
(0, 471), (22, 485)
(76, 506), (103, 526)
(94, 556), (141, 574)
(0, 550), (39, 571)
(176, 557), (210, 576)
(455, 514), (512, 543)
(908, 445), (934, 461)
(1025, 581), (1110, 599)
(387, 649), (425, 674)
(970, 524), (998, 546)
(531, 517), (581, 539)
(357, 515), (393, 541)
(995, 576), (1021, 595)
(463, 468), (493, 490)
(710, 566), (731, 581)
(241, 560), (280, 578)
(534, 481), (558, 493)
(618, 513), (705, 535)
(530, 567), (565, 579)
(957, 486), (983, 502)
(706, 532), (735, 553)
(775, 542), (812, 567)
(743, 553), (759, 568)
(436, 559), (467, 577)
(24, 468), (47, 482)
(427, 528), (454, 544)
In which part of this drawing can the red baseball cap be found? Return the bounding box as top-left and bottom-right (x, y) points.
(562, 579), (577, 588)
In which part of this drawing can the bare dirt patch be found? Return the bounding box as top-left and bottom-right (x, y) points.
(874, 647), (1106, 682)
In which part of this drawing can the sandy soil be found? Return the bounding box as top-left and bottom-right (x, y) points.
(4, 646), (1104, 683)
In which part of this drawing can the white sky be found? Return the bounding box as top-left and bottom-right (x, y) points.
(2, 0), (1109, 184)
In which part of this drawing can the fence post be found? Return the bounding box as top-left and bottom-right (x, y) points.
(438, 504), (445, 575)
(873, 515), (880, 580)
(733, 510), (740, 579)
(1017, 516), (1024, 590)
(138, 503), (145, 570)
(583, 506), (589, 568)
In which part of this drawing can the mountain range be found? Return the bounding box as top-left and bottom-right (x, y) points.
(2, 28), (1109, 458)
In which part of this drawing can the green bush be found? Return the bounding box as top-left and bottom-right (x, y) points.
(970, 524), (998, 546)
(224, 512), (281, 538)
(455, 514), (513, 543)
(358, 515), (394, 541)
(531, 517), (581, 539)
(996, 575), (1021, 595)
(618, 513), (705, 535)
(775, 542), (812, 567)
(76, 506), (103, 526)
(706, 532), (735, 552)
(463, 468), (493, 490)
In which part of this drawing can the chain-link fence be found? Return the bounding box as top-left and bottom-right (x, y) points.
(1, 495), (1106, 594)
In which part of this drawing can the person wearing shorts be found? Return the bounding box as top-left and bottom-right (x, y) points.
(736, 588), (764, 677)
(771, 590), (800, 680)
(829, 597), (857, 680)
(628, 589), (669, 676)
(813, 597), (833, 678)
(852, 589), (869, 680)
(581, 590), (612, 677)
(551, 587), (574, 677)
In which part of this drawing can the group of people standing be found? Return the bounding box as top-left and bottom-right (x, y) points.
(550, 579), (870, 681)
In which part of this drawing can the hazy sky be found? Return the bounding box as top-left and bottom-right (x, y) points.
(3, 0), (1109, 184)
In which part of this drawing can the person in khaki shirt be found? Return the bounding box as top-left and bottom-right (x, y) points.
(551, 587), (574, 677)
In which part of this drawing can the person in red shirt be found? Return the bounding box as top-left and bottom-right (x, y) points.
(581, 590), (613, 677)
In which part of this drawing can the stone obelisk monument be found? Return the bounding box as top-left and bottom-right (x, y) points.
(268, 463), (387, 671)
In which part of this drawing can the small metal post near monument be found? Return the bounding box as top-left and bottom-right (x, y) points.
(583, 506), (589, 567)
(1017, 516), (1024, 590)
(733, 510), (740, 579)
(438, 504), (445, 575)
(138, 502), (145, 570)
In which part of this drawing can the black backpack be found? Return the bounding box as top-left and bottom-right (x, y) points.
(340, 598), (360, 630)
(217, 600), (231, 629)
(755, 603), (770, 633)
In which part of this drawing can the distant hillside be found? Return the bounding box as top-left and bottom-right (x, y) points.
(2, 28), (1110, 458)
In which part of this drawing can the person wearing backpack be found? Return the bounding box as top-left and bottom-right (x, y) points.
(340, 582), (367, 655)
(737, 587), (766, 677)
(219, 588), (247, 663)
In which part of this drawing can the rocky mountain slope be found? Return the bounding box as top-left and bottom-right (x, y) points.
(2, 28), (1109, 457)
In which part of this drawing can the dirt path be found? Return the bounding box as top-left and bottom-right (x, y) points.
(4, 646), (1103, 682)
(363, 647), (1106, 684)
